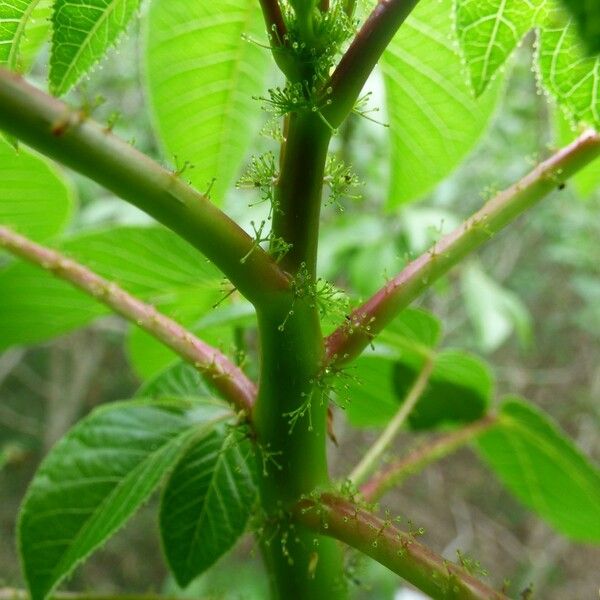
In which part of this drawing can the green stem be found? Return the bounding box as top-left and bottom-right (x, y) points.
(295, 494), (509, 600)
(325, 130), (600, 367)
(360, 415), (498, 502)
(0, 226), (257, 414)
(253, 112), (344, 598)
(0, 69), (289, 306)
(349, 357), (433, 486)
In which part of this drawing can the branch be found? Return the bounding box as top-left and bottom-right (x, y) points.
(360, 416), (498, 502)
(259, 0), (287, 43)
(0, 226), (257, 414)
(348, 356), (433, 486)
(0, 69), (290, 306)
(322, 0), (421, 127)
(295, 493), (508, 600)
(325, 130), (600, 367)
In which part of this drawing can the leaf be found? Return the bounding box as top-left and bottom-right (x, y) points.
(0, 0), (45, 70)
(144, 0), (270, 203)
(454, 0), (544, 96)
(346, 349), (493, 430)
(477, 397), (600, 542)
(18, 0), (52, 72)
(558, 0), (600, 54)
(0, 226), (222, 351)
(50, 0), (141, 95)
(382, 0), (500, 206)
(537, 5), (600, 128)
(138, 361), (213, 400)
(19, 397), (232, 600)
(160, 427), (256, 586)
(461, 261), (531, 353)
(0, 139), (74, 240)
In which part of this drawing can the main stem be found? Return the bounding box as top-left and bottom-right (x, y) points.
(253, 113), (346, 598)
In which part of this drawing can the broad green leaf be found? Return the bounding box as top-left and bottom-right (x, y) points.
(538, 6), (600, 128)
(127, 302), (256, 380)
(558, 0), (600, 54)
(0, 139), (74, 240)
(19, 397), (232, 600)
(382, 0), (500, 205)
(50, 0), (141, 95)
(138, 361), (213, 399)
(379, 307), (443, 351)
(18, 0), (52, 72)
(0, 226), (222, 350)
(477, 397), (600, 542)
(346, 349), (493, 430)
(462, 261), (531, 353)
(144, 0), (270, 203)
(454, 0), (544, 96)
(0, 0), (48, 70)
(160, 428), (256, 586)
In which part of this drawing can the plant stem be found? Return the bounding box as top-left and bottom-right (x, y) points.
(360, 415), (498, 502)
(325, 130), (600, 367)
(295, 493), (508, 600)
(348, 357), (433, 486)
(0, 69), (289, 306)
(323, 0), (422, 127)
(0, 226), (257, 414)
(253, 112), (344, 598)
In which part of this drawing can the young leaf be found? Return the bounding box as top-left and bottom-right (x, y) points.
(144, 0), (270, 203)
(19, 398), (232, 600)
(160, 428), (256, 586)
(50, 0), (141, 95)
(477, 397), (600, 542)
(454, 0), (544, 96)
(0, 139), (74, 240)
(538, 6), (600, 128)
(0, 226), (222, 350)
(382, 0), (500, 205)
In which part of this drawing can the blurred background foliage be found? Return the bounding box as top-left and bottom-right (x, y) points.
(1, 17), (599, 600)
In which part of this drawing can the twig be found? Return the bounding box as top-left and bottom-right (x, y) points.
(322, 0), (422, 127)
(0, 69), (290, 305)
(0, 227), (257, 415)
(294, 493), (508, 600)
(360, 416), (498, 502)
(325, 130), (600, 368)
(348, 357), (434, 486)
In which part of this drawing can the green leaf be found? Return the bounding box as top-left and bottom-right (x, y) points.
(346, 349), (493, 430)
(454, 0), (544, 96)
(18, 0), (52, 72)
(137, 361), (213, 400)
(382, 0), (500, 206)
(19, 397), (232, 600)
(0, 139), (74, 240)
(538, 5), (600, 128)
(160, 427), (256, 586)
(144, 0), (270, 203)
(0, 226), (222, 350)
(477, 397), (600, 542)
(461, 261), (531, 353)
(50, 0), (141, 95)
(558, 0), (600, 54)
(0, 0), (48, 70)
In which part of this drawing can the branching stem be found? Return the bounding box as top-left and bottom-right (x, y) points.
(0, 227), (257, 414)
(295, 493), (508, 600)
(360, 416), (498, 502)
(325, 130), (600, 367)
(0, 69), (290, 306)
(348, 357), (434, 486)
